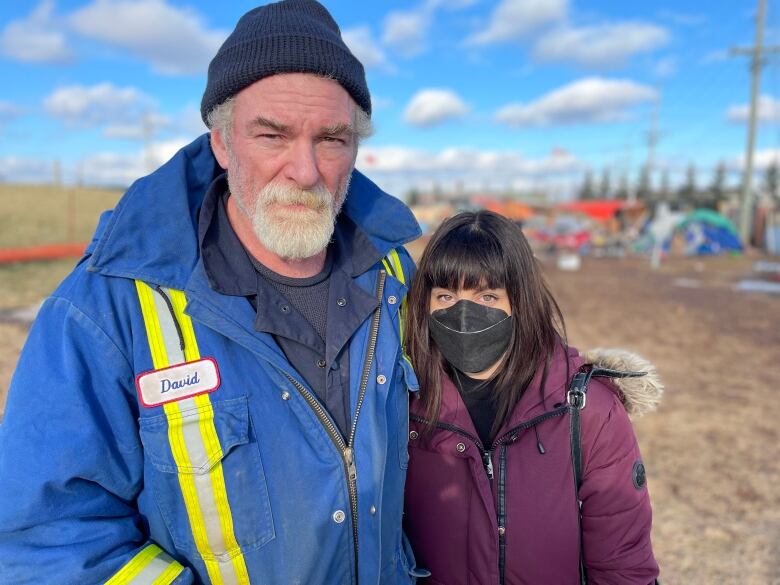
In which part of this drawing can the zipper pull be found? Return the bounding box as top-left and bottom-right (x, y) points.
(344, 447), (357, 482)
(482, 450), (494, 480)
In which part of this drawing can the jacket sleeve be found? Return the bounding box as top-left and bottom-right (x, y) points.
(0, 297), (192, 584)
(579, 385), (659, 585)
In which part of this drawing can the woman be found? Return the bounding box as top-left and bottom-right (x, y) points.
(403, 211), (661, 585)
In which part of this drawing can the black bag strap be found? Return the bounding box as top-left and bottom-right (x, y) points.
(568, 365), (648, 585)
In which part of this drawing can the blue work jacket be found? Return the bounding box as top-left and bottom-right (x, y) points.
(0, 134), (423, 584)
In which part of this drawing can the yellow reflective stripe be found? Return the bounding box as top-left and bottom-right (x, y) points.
(104, 544), (184, 585)
(151, 562), (185, 585)
(135, 282), (168, 370)
(385, 249), (408, 345)
(381, 258), (394, 277)
(163, 400), (223, 584)
(136, 282), (250, 584)
(194, 393), (251, 585)
(167, 290), (249, 583)
(388, 248), (406, 285)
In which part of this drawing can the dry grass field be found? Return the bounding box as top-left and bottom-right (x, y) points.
(1, 185), (779, 583)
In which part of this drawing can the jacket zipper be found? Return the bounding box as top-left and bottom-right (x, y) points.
(409, 415), (494, 479)
(411, 405), (569, 585)
(284, 269), (386, 584)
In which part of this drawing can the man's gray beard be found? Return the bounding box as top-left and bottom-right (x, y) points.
(229, 174), (350, 260)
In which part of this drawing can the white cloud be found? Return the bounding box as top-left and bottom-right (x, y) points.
(0, 101), (25, 122)
(727, 95), (780, 124)
(533, 22), (669, 69)
(356, 144), (583, 196)
(357, 145), (582, 175)
(343, 26), (391, 70)
(0, 1), (73, 64)
(653, 56), (678, 78)
(732, 148), (780, 171)
(382, 10), (429, 58)
(69, 0), (226, 75)
(496, 77), (657, 127)
(104, 112), (172, 140)
(404, 89), (470, 127)
(77, 138), (190, 185)
(466, 0), (568, 46)
(44, 83), (154, 127)
(0, 157), (54, 183)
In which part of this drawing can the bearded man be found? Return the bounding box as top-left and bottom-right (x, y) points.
(0, 1), (423, 584)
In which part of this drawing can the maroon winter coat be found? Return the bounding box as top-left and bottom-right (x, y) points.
(404, 346), (661, 585)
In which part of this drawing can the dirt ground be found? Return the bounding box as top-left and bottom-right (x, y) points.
(1, 252), (778, 584)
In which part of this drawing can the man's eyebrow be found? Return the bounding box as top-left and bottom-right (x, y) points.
(247, 116), (291, 133)
(319, 122), (355, 136)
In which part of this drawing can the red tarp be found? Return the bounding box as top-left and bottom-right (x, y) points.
(557, 200), (640, 221)
(0, 243), (87, 264)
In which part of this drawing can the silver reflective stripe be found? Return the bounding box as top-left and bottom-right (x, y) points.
(154, 287), (241, 585)
(152, 288), (185, 365)
(129, 550), (182, 585)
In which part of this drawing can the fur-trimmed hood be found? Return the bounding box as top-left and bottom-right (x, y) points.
(580, 348), (664, 418)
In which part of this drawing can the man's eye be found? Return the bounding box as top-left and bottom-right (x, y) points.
(321, 136), (347, 145)
(258, 133), (282, 140)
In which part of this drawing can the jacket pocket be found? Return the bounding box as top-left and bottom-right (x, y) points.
(396, 356), (419, 470)
(139, 396), (275, 559)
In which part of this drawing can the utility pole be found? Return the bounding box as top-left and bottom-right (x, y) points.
(731, 0), (780, 245)
(143, 111), (154, 175)
(643, 86), (661, 203)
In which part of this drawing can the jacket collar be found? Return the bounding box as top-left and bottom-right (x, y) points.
(429, 344), (583, 439)
(87, 133), (421, 289)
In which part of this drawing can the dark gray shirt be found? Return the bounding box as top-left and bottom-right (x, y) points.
(198, 174), (381, 438)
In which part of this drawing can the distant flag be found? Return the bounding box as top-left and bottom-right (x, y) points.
(551, 147), (570, 158)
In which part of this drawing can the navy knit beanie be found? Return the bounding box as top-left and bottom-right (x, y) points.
(201, 0), (370, 125)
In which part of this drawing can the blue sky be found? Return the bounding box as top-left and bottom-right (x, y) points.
(1, 0), (779, 199)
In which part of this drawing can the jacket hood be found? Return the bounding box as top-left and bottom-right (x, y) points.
(580, 348), (664, 418)
(87, 133), (421, 289)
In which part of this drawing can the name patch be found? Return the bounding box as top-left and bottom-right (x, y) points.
(136, 358), (220, 407)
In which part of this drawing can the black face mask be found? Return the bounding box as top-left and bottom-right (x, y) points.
(429, 299), (513, 374)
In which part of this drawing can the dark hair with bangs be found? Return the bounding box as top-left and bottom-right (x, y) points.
(405, 210), (567, 439)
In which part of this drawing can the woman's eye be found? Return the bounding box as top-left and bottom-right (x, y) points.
(437, 294), (453, 302)
(481, 294), (498, 302)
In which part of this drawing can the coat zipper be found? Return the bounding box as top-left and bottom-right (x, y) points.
(409, 415), (494, 479)
(411, 405), (569, 585)
(283, 269), (386, 584)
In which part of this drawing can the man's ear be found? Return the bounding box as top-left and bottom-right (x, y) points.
(210, 129), (230, 170)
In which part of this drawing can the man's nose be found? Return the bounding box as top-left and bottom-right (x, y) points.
(284, 139), (320, 190)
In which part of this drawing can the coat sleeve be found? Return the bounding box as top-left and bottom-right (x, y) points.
(579, 385), (659, 585)
(0, 297), (192, 584)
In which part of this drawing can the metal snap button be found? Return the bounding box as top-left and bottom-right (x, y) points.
(498, 526), (506, 536)
(337, 298), (347, 307)
(376, 374), (387, 384)
(281, 391), (291, 401)
(388, 295), (397, 305)
(369, 505), (377, 515)
(317, 359), (327, 368)
(280, 305), (290, 313)
(332, 510), (346, 524)
(409, 430), (419, 440)
(456, 442), (466, 453)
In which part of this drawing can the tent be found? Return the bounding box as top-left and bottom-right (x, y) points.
(668, 209), (742, 255)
